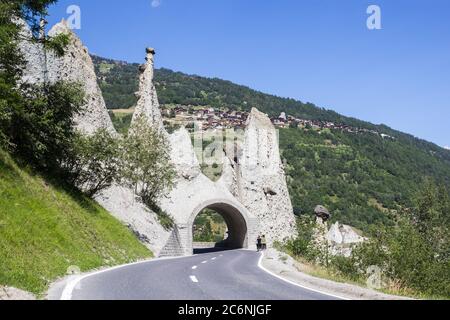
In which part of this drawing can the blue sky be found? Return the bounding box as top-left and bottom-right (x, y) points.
(47, 0), (450, 147)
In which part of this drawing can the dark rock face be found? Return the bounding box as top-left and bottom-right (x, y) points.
(264, 187), (277, 196)
(314, 205), (331, 221)
(146, 47), (156, 55)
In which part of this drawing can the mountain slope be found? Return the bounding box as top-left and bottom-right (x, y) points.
(281, 128), (450, 231)
(92, 55), (450, 164)
(0, 149), (152, 295)
(91, 55), (450, 232)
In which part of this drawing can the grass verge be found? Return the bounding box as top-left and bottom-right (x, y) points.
(0, 149), (152, 296)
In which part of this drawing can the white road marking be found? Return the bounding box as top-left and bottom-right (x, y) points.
(59, 255), (191, 300)
(61, 249), (345, 301)
(211, 257), (217, 260)
(192, 266), (197, 270)
(257, 253), (349, 300)
(201, 260), (207, 264)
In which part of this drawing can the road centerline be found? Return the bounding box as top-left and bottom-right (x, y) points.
(61, 249), (344, 300)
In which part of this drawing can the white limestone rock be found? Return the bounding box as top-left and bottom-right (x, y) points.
(217, 155), (239, 195)
(326, 222), (365, 245)
(233, 108), (296, 245)
(95, 185), (171, 256)
(318, 221), (366, 257)
(326, 222), (344, 244)
(130, 48), (165, 131)
(159, 127), (258, 255)
(168, 127), (201, 180)
(15, 19), (114, 135)
(15, 19), (46, 85)
(46, 20), (115, 135)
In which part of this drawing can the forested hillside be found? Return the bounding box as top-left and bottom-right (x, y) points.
(92, 55), (450, 233)
(92, 55), (450, 164)
(280, 128), (450, 231)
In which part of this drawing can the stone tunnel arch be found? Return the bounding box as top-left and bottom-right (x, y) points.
(187, 199), (252, 254)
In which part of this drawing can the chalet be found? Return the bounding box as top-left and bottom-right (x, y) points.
(174, 106), (188, 115)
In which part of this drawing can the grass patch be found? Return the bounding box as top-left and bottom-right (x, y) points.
(278, 245), (446, 300)
(109, 111), (133, 135)
(0, 149), (152, 296)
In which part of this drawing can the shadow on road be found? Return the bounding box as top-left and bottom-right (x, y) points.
(193, 247), (235, 255)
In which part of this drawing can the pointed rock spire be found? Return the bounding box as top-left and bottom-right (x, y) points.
(169, 127), (201, 180)
(46, 20), (115, 135)
(230, 107), (296, 245)
(130, 47), (165, 132)
(15, 18), (46, 85)
(246, 107), (275, 129)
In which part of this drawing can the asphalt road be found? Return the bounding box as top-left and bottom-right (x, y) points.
(68, 249), (340, 300)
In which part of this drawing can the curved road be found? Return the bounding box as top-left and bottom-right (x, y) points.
(65, 250), (340, 300)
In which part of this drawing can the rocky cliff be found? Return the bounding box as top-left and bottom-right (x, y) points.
(17, 18), (297, 256)
(130, 48), (165, 132)
(16, 19), (46, 85)
(17, 19), (115, 135)
(47, 20), (115, 134)
(16, 19), (171, 254)
(229, 108), (297, 244)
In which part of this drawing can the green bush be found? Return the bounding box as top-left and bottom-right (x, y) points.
(120, 117), (176, 210)
(66, 128), (121, 197)
(284, 180), (449, 298)
(1, 82), (84, 173)
(285, 216), (316, 260)
(147, 202), (174, 231)
(329, 255), (361, 282)
(1, 1), (80, 173)
(353, 180), (450, 297)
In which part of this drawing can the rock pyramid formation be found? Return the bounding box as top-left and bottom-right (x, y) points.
(223, 108), (297, 243)
(158, 111), (257, 256)
(16, 18), (297, 256)
(130, 48), (165, 132)
(47, 20), (115, 134)
(17, 19), (115, 135)
(16, 19), (171, 254)
(16, 19), (46, 85)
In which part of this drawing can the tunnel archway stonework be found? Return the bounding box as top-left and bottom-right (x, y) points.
(188, 200), (253, 253)
(155, 111), (296, 257)
(156, 158), (259, 256)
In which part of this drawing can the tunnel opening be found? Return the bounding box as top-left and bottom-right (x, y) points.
(191, 202), (248, 254)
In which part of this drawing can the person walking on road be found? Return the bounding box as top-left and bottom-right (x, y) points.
(256, 235), (262, 252)
(261, 235), (267, 251)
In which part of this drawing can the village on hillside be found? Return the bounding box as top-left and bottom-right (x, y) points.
(160, 105), (396, 139)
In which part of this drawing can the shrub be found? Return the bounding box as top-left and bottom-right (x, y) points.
(354, 181), (450, 297)
(66, 128), (121, 197)
(329, 255), (361, 281)
(120, 117), (176, 210)
(284, 180), (450, 298)
(147, 201), (174, 231)
(5, 82), (84, 172)
(285, 216), (317, 260)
